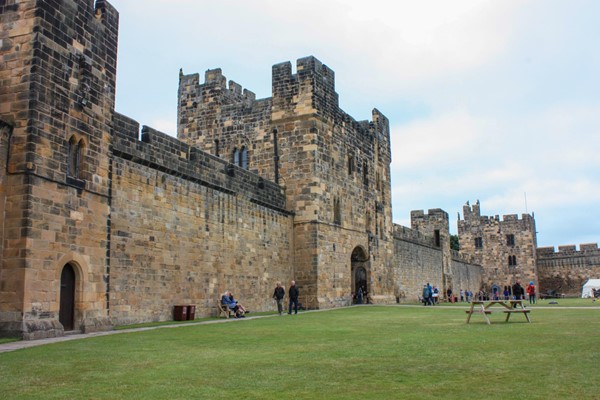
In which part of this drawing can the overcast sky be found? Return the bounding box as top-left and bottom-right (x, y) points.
(107, 0), (600, 248)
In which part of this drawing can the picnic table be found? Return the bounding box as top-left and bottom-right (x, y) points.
(465, 300), (531, 325)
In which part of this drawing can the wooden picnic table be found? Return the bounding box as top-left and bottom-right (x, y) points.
(465, 299), (531, 325)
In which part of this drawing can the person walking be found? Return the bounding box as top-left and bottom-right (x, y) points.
(512, 281), (524, 300)
(526, 281), (536, 304)
(273, 281), (285, 315)
(422, 284), (432, 306)
(288, 280), (299, 314)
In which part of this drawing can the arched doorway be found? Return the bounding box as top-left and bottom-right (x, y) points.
(59, 264), (76, 331)
(351, 246), (369, 303)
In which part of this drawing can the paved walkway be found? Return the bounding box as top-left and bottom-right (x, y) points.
(0, 313), (280, 354)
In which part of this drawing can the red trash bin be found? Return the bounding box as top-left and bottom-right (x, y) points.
(173, 305), (188, 321)
(187, 305), (196, 320)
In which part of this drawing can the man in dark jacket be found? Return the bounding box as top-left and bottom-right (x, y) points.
(288, 280), (299, 315)
(512, 281), (524, 300)
(273, 282), (285, 315)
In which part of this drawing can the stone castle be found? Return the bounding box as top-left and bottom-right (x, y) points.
(0, 0), (597, 339)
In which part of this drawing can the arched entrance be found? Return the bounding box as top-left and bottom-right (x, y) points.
(59, 264), (76, 331)
(351, 246), (369, 303)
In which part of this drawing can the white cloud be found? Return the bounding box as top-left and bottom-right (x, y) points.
(107, 0), (600, 247)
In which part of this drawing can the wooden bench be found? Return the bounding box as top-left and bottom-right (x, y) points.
(465, 304), (493, 325)
(217, 300), (235, 318)
(503, 309), (531, 323)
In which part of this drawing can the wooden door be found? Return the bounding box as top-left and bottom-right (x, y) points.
(59, 264), (76, 331)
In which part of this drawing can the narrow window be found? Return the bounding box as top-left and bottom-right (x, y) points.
(434, 230), (441, 247)
(348, 155), (354, 175)
(67, 136), (84, 179)
(241, 146), (248, 170)
(475, 237), (483, 249)
(333, 197), (341, 225)
(363, 161), (369, 186)
(233, 148), (240, 166)
(506, 234), (515, 247)
(214, 139), (220, 157)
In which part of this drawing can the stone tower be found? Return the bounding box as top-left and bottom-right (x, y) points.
(410, 209), (453, 293)
(0, 0), (118, 338)
(458, 200), (538, 293)
(177, 57), (395, 307)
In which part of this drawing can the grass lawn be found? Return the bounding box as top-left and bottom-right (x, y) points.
(1, 306), (599, 399)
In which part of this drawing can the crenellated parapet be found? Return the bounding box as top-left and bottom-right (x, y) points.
(537, 243), (600, 258)
(393, 224), (437, 249)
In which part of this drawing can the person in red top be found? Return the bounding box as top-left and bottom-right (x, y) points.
(526, 282), (536, 304)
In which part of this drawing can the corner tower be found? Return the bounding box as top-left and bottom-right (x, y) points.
(0, 0), (118, 338)
(458, 200), (538, 293)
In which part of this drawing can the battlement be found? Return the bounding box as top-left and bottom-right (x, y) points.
(112, 113), (288, 212)
(537, 243), (600, 257)
(411, 208), (449, 220)
(410, 209), (449, 239)
(460, 201), (533, 225)
(179, 68), (256, 108)
(271, 56), (339, 117)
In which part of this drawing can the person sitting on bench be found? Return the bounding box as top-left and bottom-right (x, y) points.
(221, 291), (247, 318)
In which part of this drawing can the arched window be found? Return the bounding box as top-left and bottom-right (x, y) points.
(241, 146), (248, 170)
(348, 154), (354, 175)
(232, 148), (240, 166)
(68, 136), (84, 179)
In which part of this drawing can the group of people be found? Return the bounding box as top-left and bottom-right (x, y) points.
(220, 291), (249, 318)
(272, 280), (300, 315)
(466, 281), (537, 304)
(221, 280), (300, 318)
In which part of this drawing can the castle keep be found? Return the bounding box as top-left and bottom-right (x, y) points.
(0, 0), (595, 340)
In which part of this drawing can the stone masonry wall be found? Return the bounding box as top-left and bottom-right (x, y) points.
(0, 0), (118, 339)
(458, 201), (537, 291)
(110, 119), (293, 323)
(537, 243), (600, 296)
(393, 225), (444, 300)
(393, 224), (483, 301)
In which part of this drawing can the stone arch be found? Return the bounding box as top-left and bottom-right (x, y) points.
(350, 246), (370, 303)
(67, 134), (87, 179)
(55, 253), (89, 332)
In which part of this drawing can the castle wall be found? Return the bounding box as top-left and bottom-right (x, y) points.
(109, 118), (293, 323)
(537, 244), (600, 296)
(393, 225), (444, 300)
(451, 251), (484, 296)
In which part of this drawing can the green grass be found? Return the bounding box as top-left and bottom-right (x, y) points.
(1, 306), (599, 399)
(0, 337), (19, 345)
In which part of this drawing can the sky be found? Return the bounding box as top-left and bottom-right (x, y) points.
(107, 0), (600, 248)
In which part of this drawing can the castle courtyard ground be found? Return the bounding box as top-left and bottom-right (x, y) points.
(1, 303), (598, 399)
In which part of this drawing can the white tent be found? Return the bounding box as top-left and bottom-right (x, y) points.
(581, 279), (600, 298)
